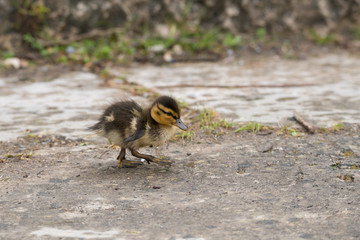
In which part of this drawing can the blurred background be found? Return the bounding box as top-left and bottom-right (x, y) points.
(1, 0), (360, 63)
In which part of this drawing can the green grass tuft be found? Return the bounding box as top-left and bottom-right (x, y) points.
(234, 122), (262, 133)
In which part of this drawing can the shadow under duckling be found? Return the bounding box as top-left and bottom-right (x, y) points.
(90, 96), (188, 168)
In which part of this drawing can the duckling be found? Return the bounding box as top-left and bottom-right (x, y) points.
(90, 96), (188, 168)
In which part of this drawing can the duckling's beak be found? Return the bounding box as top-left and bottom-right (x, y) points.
(175, 118), (187, 131)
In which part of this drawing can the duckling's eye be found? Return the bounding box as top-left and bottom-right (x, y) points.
(157, 105), (177, 120)
(164, 111), (176, 120)
(156, 111), (161, 116)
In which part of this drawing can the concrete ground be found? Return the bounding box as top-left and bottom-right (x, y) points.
(0, 51), (359, 239)
(116, 51), (360, 125)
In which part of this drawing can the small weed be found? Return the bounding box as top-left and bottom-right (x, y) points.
(288, 128), (300, 137)
(23, 34), (51, 57)
(23, 34), (42, 49)
(331, 162), (360, 170)
(95, 45), (112, 60)
(344, 151), (356, 158)
(223, 33), (242, 48)
(136, 86), (150, 95)
(175, 130), (195, 145)
(319, 127), (327, 133)
(27, 133), (37, 138)
(198, 108), (217, 130)
(332, 162), (341, 170)
(351, 164), (360, 170)
(215, 119), (236, 129)
(2, 52), (15, 59)
(234, 122), (262, 133)
(117, 40), (136, 56)
(256, 28), (267, 40)
(128, 85), (152, 96)
(26, 152), (33, 158)
(6, 152), (33, 160)
(197, 108), (234, 135)
(281, 126), (301, 136)
(308, 29), (334, 45)
(330, 123), (344, 132)
(56, 55), (68, 64)
(140, 37), (175, 53)
(196, 29), (218, 50)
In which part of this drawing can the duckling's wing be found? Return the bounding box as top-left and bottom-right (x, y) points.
(124, 109), (147, 143)
(124, 128), (145, 143)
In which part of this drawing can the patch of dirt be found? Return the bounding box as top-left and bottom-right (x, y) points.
(0, 134), (85, 163)
(1, 128), (359, 239)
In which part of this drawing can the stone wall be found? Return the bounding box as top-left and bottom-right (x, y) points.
(1, 0), (360, 51)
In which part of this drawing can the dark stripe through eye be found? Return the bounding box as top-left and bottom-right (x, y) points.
(158, 105), (177, 120)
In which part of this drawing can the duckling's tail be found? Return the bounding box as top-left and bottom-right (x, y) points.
(88, 121), (103, 131)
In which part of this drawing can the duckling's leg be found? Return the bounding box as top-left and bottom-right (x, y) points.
(117, 148), (143, 168)
(130, 149), (174, 166)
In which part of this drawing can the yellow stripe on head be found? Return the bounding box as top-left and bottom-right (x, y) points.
(151, 104), (177, 126)
(157, 104), (179, 119)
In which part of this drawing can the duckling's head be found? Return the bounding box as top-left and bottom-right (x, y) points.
(150, 96), (187, 131)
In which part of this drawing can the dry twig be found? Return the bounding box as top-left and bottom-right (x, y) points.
(156, 83), (318, 89)
(293, 110), (315, 133)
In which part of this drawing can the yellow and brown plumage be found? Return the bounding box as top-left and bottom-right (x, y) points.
(90, 96), (187, 167)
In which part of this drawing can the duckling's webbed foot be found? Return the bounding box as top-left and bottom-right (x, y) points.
(130, 149), (174, 166)
(117, 148), (143, 168)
